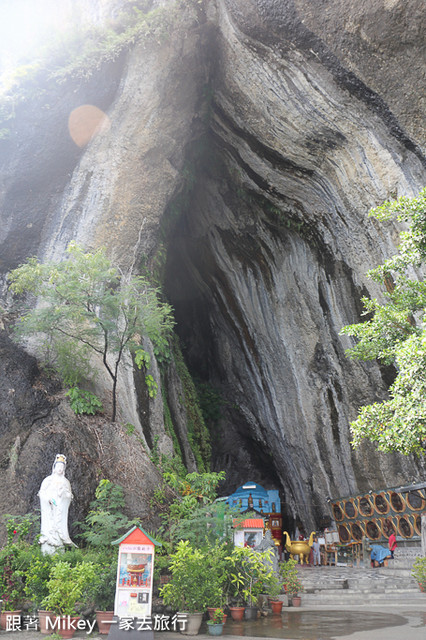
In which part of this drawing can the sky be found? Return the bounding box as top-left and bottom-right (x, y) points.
(0, 0), (72, 71)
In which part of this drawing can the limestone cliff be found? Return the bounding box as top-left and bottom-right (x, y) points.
(0, 0), (425, 534)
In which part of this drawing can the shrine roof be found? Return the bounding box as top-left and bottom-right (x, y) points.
(111, 525), (162, 546)
(233, 518), (264, 529)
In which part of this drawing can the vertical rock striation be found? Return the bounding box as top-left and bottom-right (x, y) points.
(165, 0), (426, 527)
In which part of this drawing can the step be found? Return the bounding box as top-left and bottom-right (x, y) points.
(302, 590), (424, 605)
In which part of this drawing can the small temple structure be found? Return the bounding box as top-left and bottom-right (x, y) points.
(226, 481), (283, 552)
(233, 517), (265, 548)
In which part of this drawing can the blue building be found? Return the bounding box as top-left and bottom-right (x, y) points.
(226, 481), (281, 515)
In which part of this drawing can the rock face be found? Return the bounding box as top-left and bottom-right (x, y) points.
(0, 0), (425, 532)
(0, 331), (164, 545)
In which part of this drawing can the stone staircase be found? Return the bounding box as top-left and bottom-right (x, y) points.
(297, 547), (425, 606)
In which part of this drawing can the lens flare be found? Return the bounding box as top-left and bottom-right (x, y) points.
(68, 104), (111, 148)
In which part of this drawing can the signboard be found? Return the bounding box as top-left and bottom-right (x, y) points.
(115, 543), (154, 618)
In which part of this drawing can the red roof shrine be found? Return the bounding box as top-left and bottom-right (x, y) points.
(233, 518), (264, 529)
(111, 525), (161, 546)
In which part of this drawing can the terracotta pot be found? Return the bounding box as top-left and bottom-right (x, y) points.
(292, 596), (302, 607)
(95, 611), (114, 634)
(0, 611), (21, 631)
(38, 610), (55, 635)
(270, 600), (283, 615)
(229, 606), (245, 621)
(56, 616), (80, 639)
(179, 611), (203, 636)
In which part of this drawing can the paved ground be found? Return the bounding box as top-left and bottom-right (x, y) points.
(1, 603), (425, 640)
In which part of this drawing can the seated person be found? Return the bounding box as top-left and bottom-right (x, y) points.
(370, 544), (391, 567)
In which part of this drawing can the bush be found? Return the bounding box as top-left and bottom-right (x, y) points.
(412, 557), (426, 591)
(76, 479), (139, 548)
(0, 515), (41, 611)
(225, 546), (275, 606)
(42, 561), (97, 616)
(87, 559), (117, 611)
(160, 541), (215, 613)
(280, 559), (304, 596)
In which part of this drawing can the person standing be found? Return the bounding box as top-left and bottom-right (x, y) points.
(312, 535), (321, 566)
(388, 532), (397, 559)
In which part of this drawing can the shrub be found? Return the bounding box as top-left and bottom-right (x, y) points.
(412, 557), (426, 591)
(42, 561), (97, 616)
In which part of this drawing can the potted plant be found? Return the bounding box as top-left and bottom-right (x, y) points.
(204, 542), (227, 620)
(0, 591), (23, 631)
(266, 574), (283, 614)
(206, 608), (225, 636)
(42, 561), (97, 638)
(412, 557), (426, 592)
(225, 546), (274, 621)
(89, 561), (117, 634)
(280, 558), (299, 604)
(160, 541), (211, 635)
(285, 574), (304, 607)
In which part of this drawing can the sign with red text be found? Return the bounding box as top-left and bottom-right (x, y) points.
(112, 527), (161, 619)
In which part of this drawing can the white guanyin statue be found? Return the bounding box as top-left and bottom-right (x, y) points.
(38, 454), (76, 554)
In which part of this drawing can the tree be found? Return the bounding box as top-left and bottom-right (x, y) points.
(340, 188), (426, 455)
(8, 242), (174, 421)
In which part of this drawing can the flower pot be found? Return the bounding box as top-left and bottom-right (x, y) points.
(244, 606), (258, 620)
(56, 615), (81, 639)
(229, 606), (245, 621)
(270, 600), (283, 615)
(207, 622), (224, 636)
(0, 611), (21, 631)
(38, 610), (55, 634)
(292, 596), (302, 607)
(95, 610), (114, 634)
(179, 611), (203, 636)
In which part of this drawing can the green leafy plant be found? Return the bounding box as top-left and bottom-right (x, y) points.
(65, 387), (103, 415)
(280, 559), (304, 596)
(412, 557), (426, 591)
(42, 561), (97, 616)
(4, 513), (39, 545)
(207, 608), (225, 625)
(88, 560), (117, 611)
(0, 515), (41, 611)
(76, 479), (138, 548)
(0, 552), (25, 611)
(285, 574), (304, 596)
(9, 242), (174, 421)
(159, 540), (214, 613)
(23, 553), (55, 611)
(340, 188), (426, 454)
(157, 471), (233, 548)
(266, 573), (282, 599)
(225, 546), (275, 607)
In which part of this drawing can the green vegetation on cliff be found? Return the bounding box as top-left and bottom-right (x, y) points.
(8, 242), (174, 421)
(341, 188), (426, 455)
(172, 337), (211, 471)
